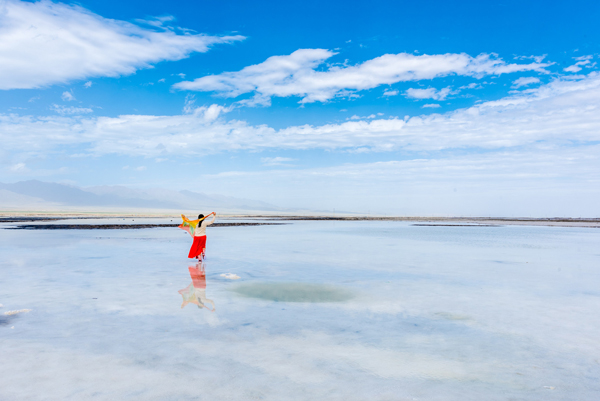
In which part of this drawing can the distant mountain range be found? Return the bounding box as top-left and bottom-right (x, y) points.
(0, 180), (280, 212)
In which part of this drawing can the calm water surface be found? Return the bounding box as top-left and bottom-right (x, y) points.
(1, 219), (599, 400)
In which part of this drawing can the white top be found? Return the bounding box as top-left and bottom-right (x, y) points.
(194, 214), (216, 236)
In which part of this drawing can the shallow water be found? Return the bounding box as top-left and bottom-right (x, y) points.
(1, 219), (599, 400)
(232, 282), (354, 302)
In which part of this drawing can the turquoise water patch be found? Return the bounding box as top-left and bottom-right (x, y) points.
(232, 282), (354, 303)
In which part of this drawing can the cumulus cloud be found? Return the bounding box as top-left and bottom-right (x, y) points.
(173, 49), (550, 104)
(2, 72), (600, 158)
(382, 89), (399, 97)
(422, 104), (441, 108)
(84, 81), (92, 88)
(512, 77), (541, 88)
(0, 0), (244, 90)
(405, 87), (453, 100)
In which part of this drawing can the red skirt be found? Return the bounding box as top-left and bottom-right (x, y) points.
(188, 235), (207, 259)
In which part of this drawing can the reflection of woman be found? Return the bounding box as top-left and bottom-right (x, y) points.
(187, 212), (216, 260)
(178, 261), (215, 311)
(189, 262), (215, 311)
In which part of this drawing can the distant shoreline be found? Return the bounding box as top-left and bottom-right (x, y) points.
(5, 222), (287, 230)
(0, 215), (598, 228)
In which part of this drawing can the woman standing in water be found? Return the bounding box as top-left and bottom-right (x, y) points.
(185, 212), (216, 260)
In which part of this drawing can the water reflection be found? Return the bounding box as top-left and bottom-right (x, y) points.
(178, 261), (215, 311)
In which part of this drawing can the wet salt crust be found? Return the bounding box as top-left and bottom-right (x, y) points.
(1, 218), (599, 400)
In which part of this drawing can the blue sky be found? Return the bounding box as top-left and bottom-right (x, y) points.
(1, 0), (599, 215)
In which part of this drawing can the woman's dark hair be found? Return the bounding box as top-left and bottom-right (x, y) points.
(197, 214), (205, 226)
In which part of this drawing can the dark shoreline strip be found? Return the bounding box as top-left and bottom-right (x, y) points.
(411, 224), (501, 227)
(5, 222), (288, 230)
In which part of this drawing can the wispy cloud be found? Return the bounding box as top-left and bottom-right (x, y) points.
(0, 0), (245, 90)
(512, 77), (540, 88)
(459, 82), (484, 90)
(9, 162), (28, 172)
(405, 87), (454, 100)
(261, 157), (295, 166)
(61, 91), (75, 101)
(564, 55), (595, 73)
(348, 114), (379, 120)
(514, 55), (547, 63)
(51, 104), (93, 115)
(173, 49), (551, 105)
(422, 104), (441, 108)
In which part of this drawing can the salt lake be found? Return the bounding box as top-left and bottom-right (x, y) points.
(1, 218), (599, 400)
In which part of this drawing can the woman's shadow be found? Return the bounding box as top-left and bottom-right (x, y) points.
(178, 260), (215, 312)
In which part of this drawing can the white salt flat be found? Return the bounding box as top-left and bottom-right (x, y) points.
(220, 273), (240, 280)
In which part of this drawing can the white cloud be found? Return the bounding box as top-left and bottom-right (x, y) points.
(182, 94), (197, 114)
(514, 54), (547, 63)
(405, 87), (453, 100)
(382, 89), (399, 97)
(512, 77), (540, 88)
(564, 56), (595, 73)
(84, 81), (92, 88)
(2, 72), (600, 158)
(135, 166), (146, 171)
(51, 104), (93, 115)
(459, 82), (483, 90)
(9, 162), (27, 172)
(61, 91), (75, 101)
(173, 49), (550, 104)
(260, 157), (295, 166)
(0, 0), (244, 90)
(348, 114), (378, 120)
(422, 104), (441, 108)
(158, 78), (166, 83)
(564, 65), (583, 73)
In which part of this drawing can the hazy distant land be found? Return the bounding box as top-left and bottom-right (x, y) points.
(1, 180), (598, 228)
